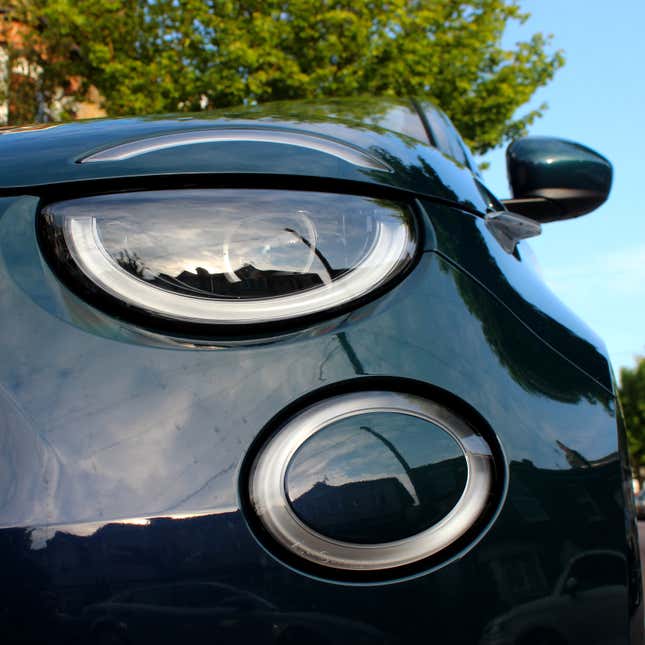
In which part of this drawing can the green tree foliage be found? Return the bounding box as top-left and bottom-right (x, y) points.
(619, 357), (645, 474)
(2, 0), (563, 153)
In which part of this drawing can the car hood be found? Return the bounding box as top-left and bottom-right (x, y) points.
(0, 97), (488, 213)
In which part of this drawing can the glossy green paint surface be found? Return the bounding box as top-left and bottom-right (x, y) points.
(507, 137), (612, 195)
(505, 136), (613, 220)
(0, 92), (640, 644)
(422, 200), (613, 391)
(0, 98), (489, 214)
(0, 194), (639, 643)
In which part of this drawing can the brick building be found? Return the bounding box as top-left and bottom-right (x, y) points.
(0, 5), (105, 125)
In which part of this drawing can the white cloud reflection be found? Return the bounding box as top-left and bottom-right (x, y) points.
(58, 190), (398, 288)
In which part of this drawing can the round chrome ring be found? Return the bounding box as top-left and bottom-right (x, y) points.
(248, 391), (496, 571)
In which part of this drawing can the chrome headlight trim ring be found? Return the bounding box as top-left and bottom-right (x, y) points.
(56, 197), (414, 326)
(248, 391), (497, 572)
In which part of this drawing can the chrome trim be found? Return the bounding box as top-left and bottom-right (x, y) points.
(485, 210), (542, 253)
(79, 128), (391, 171)
(248, 391), (496, 572)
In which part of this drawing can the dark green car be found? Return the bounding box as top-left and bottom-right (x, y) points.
(0, 98), (640, 644)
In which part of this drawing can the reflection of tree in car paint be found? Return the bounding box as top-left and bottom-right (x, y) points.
(479, 550), (627, 645)
(0, 515), (390, 644)
(286, 414), (468, 543)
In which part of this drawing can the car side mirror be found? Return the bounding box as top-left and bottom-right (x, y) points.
(501, 137), (612, 223)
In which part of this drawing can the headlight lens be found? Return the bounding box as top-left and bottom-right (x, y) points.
(41, 189), (416, 326)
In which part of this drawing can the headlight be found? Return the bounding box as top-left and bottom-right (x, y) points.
(40, 189), (417, 327)
(244, 390), (501, 576)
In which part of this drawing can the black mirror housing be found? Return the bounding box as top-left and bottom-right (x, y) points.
(502, 136), (612, 223)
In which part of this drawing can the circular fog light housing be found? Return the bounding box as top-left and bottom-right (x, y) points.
(247, 391), (501, 573)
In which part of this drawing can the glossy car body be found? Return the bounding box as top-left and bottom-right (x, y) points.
(0, 98), (641, 644)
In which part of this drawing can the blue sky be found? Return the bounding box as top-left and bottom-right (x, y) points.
(480, 1), (645, 377)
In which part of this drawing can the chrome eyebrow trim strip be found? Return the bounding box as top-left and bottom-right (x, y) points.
(79, 128), (391, 171)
